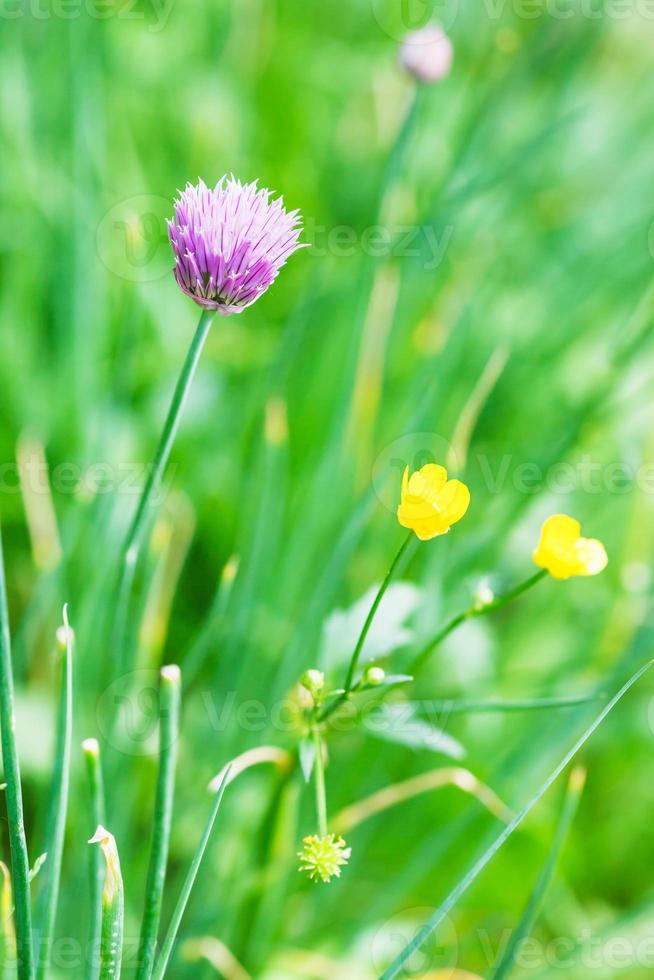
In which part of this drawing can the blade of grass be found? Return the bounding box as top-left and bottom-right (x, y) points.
(489, 766), (586, 980)
(0, 527), (34, 980)
(89, 827), (124, 980)
(136, 665), (181, 980)
(35, 605), (74, 980)
(380, 660), (653, 980)
(151, 766), (231, 980)
(82, 739), (106, 980)
(428, 695), (600, 715)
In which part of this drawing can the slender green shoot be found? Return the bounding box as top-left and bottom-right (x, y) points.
(320, 531), (415, 721)
(112, 309), (214, 674)
(490, 766), (586, 980)
(411, 569), (547, 672)
(35, 606), (74, 980)
(428, 694), (599, 715)
(82, 739), (107, 980)
(380, 660), (653, 980)
(89, 826), (124, 980)
(0, 527), (34, 980)
(311, 727), (327, 837)
(152, 766), (231, 980)
(136, 665), (181, 980)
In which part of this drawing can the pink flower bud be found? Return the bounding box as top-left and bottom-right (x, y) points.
(399, 25), (453, 84)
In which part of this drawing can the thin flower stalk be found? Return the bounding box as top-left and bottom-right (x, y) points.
(89, 827), (124, 980)
(136, 666), (181, 980)
(411, 569), (547, 673)
(319, 531), (415, 721)
(82, 739), (107, 980)
(151, 767), (231, 980)
(311, 727), (327, 838)
(0, 528), (34, 980)
(112, 308), (214, 673)
(35, 607), (74, 980)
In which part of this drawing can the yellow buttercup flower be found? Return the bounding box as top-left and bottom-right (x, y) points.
(397, 463), (470, 541)
(533, 514), (608, 580)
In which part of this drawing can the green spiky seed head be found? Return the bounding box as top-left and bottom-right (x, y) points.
(298, 834), (351, 883)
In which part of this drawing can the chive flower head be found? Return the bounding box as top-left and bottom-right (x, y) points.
(168, 176), (304, 314)
(400, 25), (453, 84)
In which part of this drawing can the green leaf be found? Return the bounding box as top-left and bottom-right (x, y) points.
(298, 737), (316, 783)
(365, 702), (465, 760)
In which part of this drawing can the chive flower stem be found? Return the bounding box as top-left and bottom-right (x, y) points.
(89, 827), (124, 980)
(82, 739), (107, 980)
(0, 528), (34, 980)
(35, 607), (74, 980)
(320, 531), (414, 721)
(151, 767), (231, 980)
(136, 666), (181, 980)
(112, 309), (214, 673)
(411, 569), (547, 673)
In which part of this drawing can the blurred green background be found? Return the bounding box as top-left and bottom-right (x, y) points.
(1, 0), (654, 976)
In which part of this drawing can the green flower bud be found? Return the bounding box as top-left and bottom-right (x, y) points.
(364, 666), (386, 686)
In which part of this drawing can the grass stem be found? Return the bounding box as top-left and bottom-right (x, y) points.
(136, 666), (181, 980)
(35, 606), (74, 980)
(82, 739), (106, 980)
(152, 766), (230, 980)
(0, 528), (34, 980)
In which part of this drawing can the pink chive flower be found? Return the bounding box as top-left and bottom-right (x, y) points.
(399, 25), (453, 84)
(168, 176), (305, 314)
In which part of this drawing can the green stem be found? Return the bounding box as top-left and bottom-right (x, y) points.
(35, 608), (74, 980)
(411, 569), (547, 673)
(0, 528), (34, 980)
(82, 739), (106, 980)
(377, 87), (423, 217)
(151, 767), (230, 980)
(136, 666), (181, 980)
(311, 727), (327, 837)
(89, 828), (124, 980)
(112, 309), (214, 672)
(319, 532), (414, 722)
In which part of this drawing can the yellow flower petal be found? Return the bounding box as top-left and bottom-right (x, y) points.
(437, 479), (471, 526)
(533, 514), (607, 579)
(575, 537), (608, 576)
(408, 463), (448, 499)
(397, 462), (470, 541)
